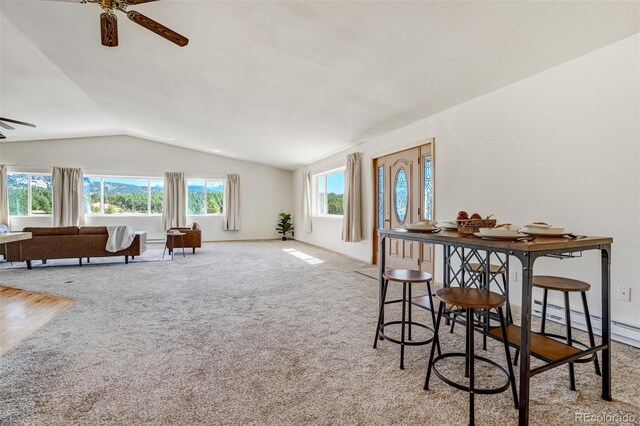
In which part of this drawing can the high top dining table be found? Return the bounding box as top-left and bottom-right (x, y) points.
(378, 229), (612, 425)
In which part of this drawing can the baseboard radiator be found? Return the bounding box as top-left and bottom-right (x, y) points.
(533, 299), (640, 349)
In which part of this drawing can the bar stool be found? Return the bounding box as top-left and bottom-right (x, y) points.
(514, 275), (601, 391)
(450, 263), (514, 350)
(425, 287), (518, 425)
(373, 269), (439, 369)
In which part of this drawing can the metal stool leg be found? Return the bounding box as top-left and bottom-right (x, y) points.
(424, 302), (445, 390)
(400, 282), (407, 369)
(501, 272), (513, 324)
(498, 307), (519, 408)
(468, 307), (475, 425)
(541, 288), (549, 333)
(373, 280), (389, 349)
(564, 291), (576, 391)
(408, 283), (412, 341)
(181, 235), (186, 258)
(465, 309), (470, 378)
(426, 281), (441, 356)
(581, 291), (602, 377)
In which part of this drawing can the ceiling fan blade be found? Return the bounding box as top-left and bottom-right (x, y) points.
(120, 0), (159, 4)
(0, 117), (36, 128)
(0, 121), (15, 131)
(101, 12), (119, 47)
(0, 133), (5, 140)
(127, 11), (188, 47)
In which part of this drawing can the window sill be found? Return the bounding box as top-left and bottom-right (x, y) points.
(187, 214), (224, 217)
(313, 215), (344, 219)
(8, 215), (52, 218)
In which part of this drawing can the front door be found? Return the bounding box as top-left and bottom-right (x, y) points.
(374, 141), (435, 275)
(386, 147), (420, 270)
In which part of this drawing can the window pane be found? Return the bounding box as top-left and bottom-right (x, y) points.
(30, 175), (52, 215)
(187, 179), (205, 215)
(103, 177), (149, 214)
(206, 180), (224, 214)
(317, 176), (326, 215)
(394, 168), (408, 224)
(377, 167), (384, 229)
(84, 177), (101, 214)
(7, 174), (28, 216)
(150, 179), (163, 214)
(326, 171), (344, 215)
(423, 156), (433, 220)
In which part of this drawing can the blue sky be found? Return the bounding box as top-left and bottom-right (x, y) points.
(327, 171), (344, 194)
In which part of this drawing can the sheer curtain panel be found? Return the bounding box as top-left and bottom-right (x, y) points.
(224, 174), (240, 231)
(341, 152), (362, 242)
(52, 166), (85, 227)
(0, 165), (8, 226)
(302, 170), (312, 233)
(162, 172), (187, 230)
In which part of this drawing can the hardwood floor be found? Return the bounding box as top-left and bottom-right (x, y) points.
(0, 286), (73, 356)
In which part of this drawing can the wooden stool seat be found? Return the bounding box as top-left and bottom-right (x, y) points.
(533, 275), (590, 292)
(437, 287), (505, 310)
(384, 269), (433, 283)
(464, 263), (506, 275)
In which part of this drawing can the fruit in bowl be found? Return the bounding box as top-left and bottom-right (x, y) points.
(470, 212), (482, 220)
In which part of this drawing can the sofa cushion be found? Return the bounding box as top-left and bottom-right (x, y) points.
(79, 226), (108, 235)
(23, 226), (79, 236)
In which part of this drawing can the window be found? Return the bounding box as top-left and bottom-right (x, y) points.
(423, 155), (433, 220)
(316, 169), (344, 216)
(187, 179), (224, 215)
(8, 173), (52, 216)
(377, 166), (384, 229)
(150, 179), (163, 215)
(84, 176), (163, 215)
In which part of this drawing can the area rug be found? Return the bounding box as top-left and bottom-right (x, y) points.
(0, 241), (638, 425)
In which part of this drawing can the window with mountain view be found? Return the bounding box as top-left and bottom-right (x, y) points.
(103, 177), (149, 214)
(316, 169), (344, 216)
(187, 179), (224, 215)
(84, 176), (164, 215)
(7, 173), (52, 216)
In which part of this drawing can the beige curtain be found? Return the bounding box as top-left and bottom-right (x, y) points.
(302, 170), (312, 233)
(162, 172), (187, 230)
(224, 174), (240, 231)
(341, 152), (362, 242)
(0, 165), (8, 226)
(52, 166), (85, 227)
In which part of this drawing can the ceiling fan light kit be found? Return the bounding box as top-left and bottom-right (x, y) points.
(78, 0), (189, 47)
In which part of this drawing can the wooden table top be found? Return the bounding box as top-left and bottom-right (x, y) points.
(379, 229), (612, 253)
(0, 232), (32, 244)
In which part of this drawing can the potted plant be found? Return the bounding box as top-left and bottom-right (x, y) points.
(276, 212), (294, 241)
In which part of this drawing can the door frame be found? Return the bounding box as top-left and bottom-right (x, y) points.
(371, 137), (436, 265)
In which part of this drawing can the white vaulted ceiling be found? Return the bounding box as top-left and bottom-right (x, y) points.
(0, 0), (638, 169)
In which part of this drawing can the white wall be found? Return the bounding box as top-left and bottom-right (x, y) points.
(293, 34), (640, 326)
(1, 135), (292, 241)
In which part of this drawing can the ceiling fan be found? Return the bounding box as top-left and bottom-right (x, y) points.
(0, 118), (36, 140)
(54, 0), (189, 47)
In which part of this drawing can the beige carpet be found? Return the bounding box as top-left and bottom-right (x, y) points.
(0, 241), (638, 425)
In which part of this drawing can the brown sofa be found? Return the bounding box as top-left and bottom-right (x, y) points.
(166, 223), (202, 254)
(3, 226), (147, 269)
